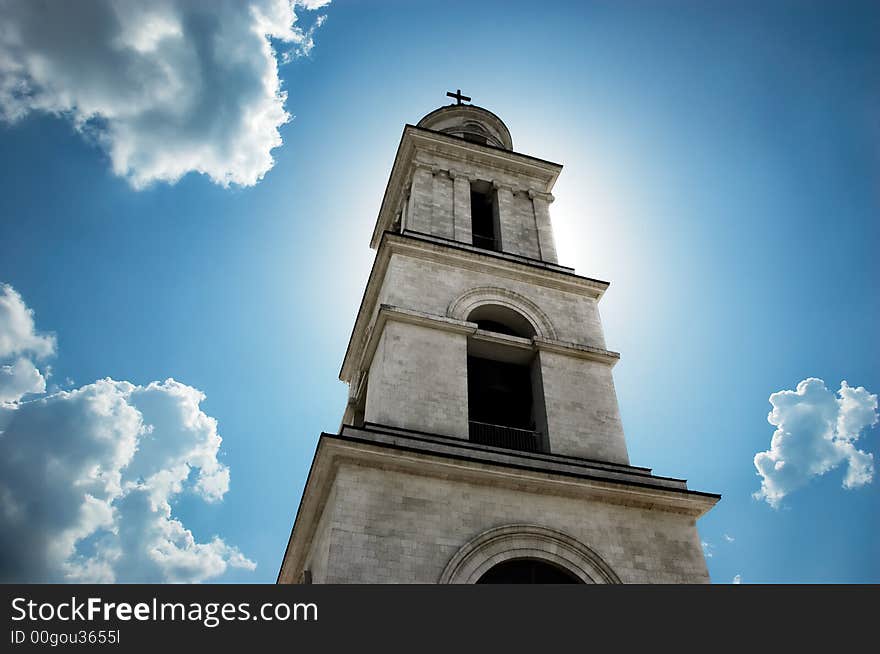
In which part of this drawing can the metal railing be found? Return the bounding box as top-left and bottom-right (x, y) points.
(471, 234), (499, 251)
(468, 421), (544, 453)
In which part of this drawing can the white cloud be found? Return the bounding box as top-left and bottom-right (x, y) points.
(701, 540), (714, 558)
(753, 378), (878, 508)
(0, 0), (331, 189)
(0, 284), (56, 360)
(0, 357), (47, 406)
(723, 534), (735, 543)
(0, 284), (55, 406)
(295, 0), (332, 9)
(0, 283), (254, 582)
(732, 574), (742, 584)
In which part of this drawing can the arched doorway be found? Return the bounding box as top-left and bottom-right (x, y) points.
(476, 558), (582, 584)
(438, 525), (622, 584)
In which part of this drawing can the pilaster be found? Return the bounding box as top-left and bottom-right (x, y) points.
(494, 181), (515, 253)
(531, 191), (558, 264)
(451, 170), (473, 245)
(408, 164), (434, 234)
(432, 167), (455, 239)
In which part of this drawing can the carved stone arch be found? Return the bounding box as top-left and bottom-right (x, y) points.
(447, 287), (557, 340)
(438, 524), (621, 584)
(462, 120), (490, 135)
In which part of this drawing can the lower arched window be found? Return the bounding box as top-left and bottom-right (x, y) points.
(466, 304), (548, 453)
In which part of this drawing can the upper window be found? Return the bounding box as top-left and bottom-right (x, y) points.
(470, 180), (500, 252)
(463, 132), (488, 145)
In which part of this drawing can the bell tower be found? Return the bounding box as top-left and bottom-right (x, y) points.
(278, 94), (719, 584)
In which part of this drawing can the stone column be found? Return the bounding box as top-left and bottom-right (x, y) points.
(432, 167), (455, 239)
(494, 182), (515, 253)
(400, 190), (410, 231)
(451, 170), (472, 245)
(407, 164), (434, 234)
(532, 191), (558, 263)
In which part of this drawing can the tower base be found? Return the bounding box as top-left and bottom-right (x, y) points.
(278, 424), (719, 584)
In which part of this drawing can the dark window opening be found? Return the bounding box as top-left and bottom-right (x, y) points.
(470, 181), (500, 252)
(468, 356), (533, 430)
(468, 304), (536, 339)
(466, 305), (548, 453)
(467, 355), (547, 453)
(477, 559), (582, 584)
(473, 319), (521, 337)
(463, 132), (488, 145)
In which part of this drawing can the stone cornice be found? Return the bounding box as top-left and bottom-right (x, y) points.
(377, 304), (477, 334)
(370, 125), (563, 249)
(469, 330), (533, 351)
(339, 232), (612, 383)
(534, 337), (621, 366)
(354, 306), (620, 376)
(418, 163), (547, 196)
(353, 305), (476, 385)
(339, 427), (722, 510)
(345, 306), (619, 386)
(277, 428), (721, 583)
(392, 232), (607, 295)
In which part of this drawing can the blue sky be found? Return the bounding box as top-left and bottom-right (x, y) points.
(0, 0), (877, 583)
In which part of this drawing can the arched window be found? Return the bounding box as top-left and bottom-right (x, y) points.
(463, 134), (486, 145)
(465, 305), (547, 453)
(468, 304), (535, 338)
(477, 559), (582, 584)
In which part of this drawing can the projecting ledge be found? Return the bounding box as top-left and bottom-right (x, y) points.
(533, 337), (621, 366)
(354, 305), (621, 374)
(376, 304), (478, 334)
(348, 305), (477, 384)
(330, 425), (721, 517)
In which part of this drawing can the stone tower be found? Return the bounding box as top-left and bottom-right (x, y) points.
(278, 97), (719, 584)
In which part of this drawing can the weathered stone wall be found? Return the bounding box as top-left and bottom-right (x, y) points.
(406, 166), (434, 235)
(378, 252), (607, 349)
(431, 172), (455, 240)
(359, 251), (626, 460)
(506, 189), (542, 260)
(301, 482), (337, 584)
(537, 350), (629, 464)
(403, 149), (558, 262)
(364, 320), (469, 439)
(316, 462), (710, 584)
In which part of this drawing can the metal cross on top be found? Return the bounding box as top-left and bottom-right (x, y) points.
(446, 89), (471, 105)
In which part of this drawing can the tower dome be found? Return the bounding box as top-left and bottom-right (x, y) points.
(417, 104), (513, 151)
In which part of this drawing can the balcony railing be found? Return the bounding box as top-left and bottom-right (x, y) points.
(468, 421), (544, 453)
(471, 234), (499, 251)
